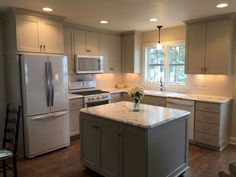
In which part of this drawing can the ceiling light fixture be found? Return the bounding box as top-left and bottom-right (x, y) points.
(216, 3), (228, 8)
(149, 18), (158, 22)
(156, 25), (163, 50)
(100, 20), (109, 24)
(42, 7), (53, 12)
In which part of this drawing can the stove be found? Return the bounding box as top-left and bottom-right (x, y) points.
(70, 81), (111, 107)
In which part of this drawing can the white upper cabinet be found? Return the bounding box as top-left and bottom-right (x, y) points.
(121, 31), (142, 73)
(185, 23), (206, 74)
(99, 33), (110, 72)
(86, 31), (99, 55)
(41, 19), (64, 54)
(99, 33), (121, 73)
(75, 30), (99, 55)
(64, 27), (74, 75)
(2, 9), (64, 54)
(16, 15), (42, 53)
(205, 19), (233, 74)
(185, 14), (235, 75)
(109, 35), (121, 72)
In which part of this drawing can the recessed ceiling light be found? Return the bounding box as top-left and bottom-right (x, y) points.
(216, 3), (228, 8)
(42, 7), (53, 12)
(100, 20), (109, 24)
(149, 18), (158, 22)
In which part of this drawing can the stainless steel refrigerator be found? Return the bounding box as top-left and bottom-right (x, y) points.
(4, 53), (70, 158)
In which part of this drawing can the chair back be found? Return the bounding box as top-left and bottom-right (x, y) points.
(2, 104), (21, 155)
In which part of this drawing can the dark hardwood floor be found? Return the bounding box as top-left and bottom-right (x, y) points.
(1, 139), (236, 177)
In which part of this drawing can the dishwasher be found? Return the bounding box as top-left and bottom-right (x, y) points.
(167, 98), (195, 141)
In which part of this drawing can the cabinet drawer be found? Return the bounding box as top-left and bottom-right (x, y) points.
(195, 121), (219, 135)
(195, 131), (219, 146)
(141, 96), (166, 107)
(69, 98), (84, 108)
(195, 111), (220, 124)
(196, 102), (220, 113)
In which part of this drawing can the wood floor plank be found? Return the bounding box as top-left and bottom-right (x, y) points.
(1, 139), (236, 177)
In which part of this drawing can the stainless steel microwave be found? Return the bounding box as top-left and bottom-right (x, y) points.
(75, 55), (104, 74)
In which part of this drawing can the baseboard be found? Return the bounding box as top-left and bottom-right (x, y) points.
(230, 137), (236, 145)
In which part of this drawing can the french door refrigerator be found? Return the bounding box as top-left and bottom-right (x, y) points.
(20, 54), (70, 158)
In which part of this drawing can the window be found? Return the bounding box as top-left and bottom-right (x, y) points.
(144, 42), (187, 84)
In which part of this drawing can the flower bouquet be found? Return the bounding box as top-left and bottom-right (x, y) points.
(128, 87), (144, 112)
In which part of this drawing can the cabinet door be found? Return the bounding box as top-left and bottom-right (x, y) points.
(99, 34), (110, 72)
(87, 31), (99, 55)
(80, 116), (99, 168)
(110, 35), (121, 72)
(64, 27), (74, 74)
(42, 19), (64, 54)
(74, 30), (87, 55)
(16, 15), (42, 52)
(99, 120), (119, 177)
(185, 23), (206, 74)
(69, 107), (82, 136)
(205, 19), (232, 74)
(119, 126), (147, 177)
(121, 34), (134, 73)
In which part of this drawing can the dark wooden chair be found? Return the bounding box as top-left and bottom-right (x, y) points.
(0, 104), (21, 177)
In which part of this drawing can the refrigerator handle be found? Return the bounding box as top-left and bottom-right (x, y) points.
(45, 62), (50, 107)
(49, 62), (54, 107)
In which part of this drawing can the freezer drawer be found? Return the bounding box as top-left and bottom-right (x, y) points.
(24, 111), (70, 158)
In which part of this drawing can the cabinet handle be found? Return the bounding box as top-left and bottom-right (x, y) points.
(110, 67), (114, 71)
(201, 68), (204, 74)
(40, 45), (42, 51)
(92, 125), (99, 129)
(204, 67), (207, 73)
(43, 45), (46, 51)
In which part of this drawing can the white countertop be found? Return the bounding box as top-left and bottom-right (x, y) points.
(80, 101), (190, 129)
(106, 88), (232, 103)
(68, 94), (83, 100)
(143, 90), (232, 103)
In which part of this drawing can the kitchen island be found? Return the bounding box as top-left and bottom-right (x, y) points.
(80, 101), (190, 177)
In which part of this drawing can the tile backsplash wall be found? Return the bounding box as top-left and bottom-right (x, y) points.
(68, 73), (122, 90)
(96, 73), (122, 90)
(122, 73), (234, 97)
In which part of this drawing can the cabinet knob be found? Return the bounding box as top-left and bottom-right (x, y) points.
(110, 67), (114, 71)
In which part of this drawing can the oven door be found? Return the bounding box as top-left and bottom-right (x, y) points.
(85, 100), (110, 108)
(75, 55), (104, 74)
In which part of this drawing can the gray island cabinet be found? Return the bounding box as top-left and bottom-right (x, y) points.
(80, 101), (190, 177)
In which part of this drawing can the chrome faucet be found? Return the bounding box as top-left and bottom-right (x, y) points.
(160, 76), (165, 91)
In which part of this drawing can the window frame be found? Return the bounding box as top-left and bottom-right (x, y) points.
(143, 40), (188, 87)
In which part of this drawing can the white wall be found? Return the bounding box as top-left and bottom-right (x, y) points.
(0, 21), (6, 144)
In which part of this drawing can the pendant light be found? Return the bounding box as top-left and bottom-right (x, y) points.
(156, 25), (163, 50)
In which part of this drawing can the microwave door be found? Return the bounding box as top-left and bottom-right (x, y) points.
(76, 57), (102, 73)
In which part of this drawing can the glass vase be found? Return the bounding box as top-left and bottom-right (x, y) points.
(133, 100), (140, 112)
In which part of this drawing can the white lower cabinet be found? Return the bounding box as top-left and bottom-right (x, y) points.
(194, 101), (232, 150)
(69, 98), (83, 136)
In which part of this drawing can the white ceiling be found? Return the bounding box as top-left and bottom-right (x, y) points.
(0, 0), (236, 32)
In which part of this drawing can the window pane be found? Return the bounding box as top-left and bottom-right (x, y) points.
(168, 65), (176, 83)
(176, 65), (186, 83)
(148, 48), (164, 65)
(169, 47), (178, 64)
(179, 46), (185, 64)
(147, 65), (164, 82)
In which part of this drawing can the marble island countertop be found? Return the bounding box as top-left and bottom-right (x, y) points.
(80, 101), (190, 129)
